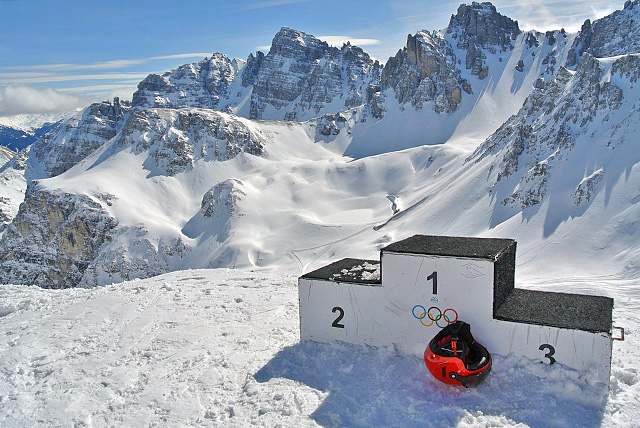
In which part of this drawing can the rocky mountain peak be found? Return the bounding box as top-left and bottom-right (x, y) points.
(446, 2), (520, 79)
(381, 30), (471, 113)
(30, 98), (130, 180)
(268, 27), (334, 60)
(241, 51), (265, 87)
(340, 42), (378, 68)
(249, 27), (380, 120)
(131, 53), (244, 110)
(566, 0), (640, 67)
(447, 2), (520, 49)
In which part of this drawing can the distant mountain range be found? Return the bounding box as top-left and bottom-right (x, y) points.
(0, 112), (74, 152)
(1, 1), (640, 288)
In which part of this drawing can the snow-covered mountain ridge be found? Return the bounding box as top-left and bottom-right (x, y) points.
(0, 111), (76, 152)
(1, 1), (640, 288)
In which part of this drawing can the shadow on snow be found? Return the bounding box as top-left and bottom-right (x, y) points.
(255, 341), (607, 428)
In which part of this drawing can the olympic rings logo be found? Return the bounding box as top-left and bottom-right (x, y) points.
(412, 305), (458, 328)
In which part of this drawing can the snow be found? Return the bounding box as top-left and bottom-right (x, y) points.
(0, 268), (638, 427)
(0, 111), (77, 134)
(41, 99), (640, 281)
(0, 145), (15, 166)
(2, 5), (640, 425)
(0, 147), (26, 231)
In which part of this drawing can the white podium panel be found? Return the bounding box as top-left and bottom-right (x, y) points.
(298, 235), (614, 384)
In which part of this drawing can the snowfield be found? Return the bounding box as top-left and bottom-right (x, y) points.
(0, 268), (638, 427)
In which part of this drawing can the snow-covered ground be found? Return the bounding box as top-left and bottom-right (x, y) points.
(0, 268), (637, 427)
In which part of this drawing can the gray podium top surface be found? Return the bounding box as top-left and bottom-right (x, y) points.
(494, 288), (614, 333)
(301, 258), (381, 285)
(382, 235), (516, 260)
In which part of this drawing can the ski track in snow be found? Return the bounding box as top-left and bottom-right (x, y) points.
(0, 268), (638, 428)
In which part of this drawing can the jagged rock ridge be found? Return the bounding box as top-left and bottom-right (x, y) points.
(381, 31), (472, 114)
(107, 108), (265, 177)
(448, 2), (520, 78)
(566, 0), (640, 68)
(29, 98), (130, 180)
(132, 54), (245, 111)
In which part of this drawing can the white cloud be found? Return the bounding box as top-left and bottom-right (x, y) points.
(148, 53), (211, 61)
(497, 0), (620, 32)
(0, 85), (94, 117)
(57, 83), (140, 93)
(106, 87), (138, 102)
(6, 60), (145, 72)
(0, 72), (150, 85)
(1, 53), (211, 73)
(318, 36), (382, 47)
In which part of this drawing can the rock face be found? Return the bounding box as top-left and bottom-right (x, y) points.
(447, 2), (520, 78)
(132, 54), (245, 111)
(380, 2), (519, 115)
(29, 98), (130, 179)
(566, 0), (640, 67)
(381, 31), (471, 113)
(241, 51), (265, 87)
(0, 183), (116, 288)
(182, 179), (245, 245)
(109, 108), (265, 177)
(81, 225), (190, 287)
(249, 28), (382, 120)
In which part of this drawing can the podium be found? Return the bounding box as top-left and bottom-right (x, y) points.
(298, 235), (614, 383)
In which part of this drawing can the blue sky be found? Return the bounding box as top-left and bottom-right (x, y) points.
(0, 0), (622, 116)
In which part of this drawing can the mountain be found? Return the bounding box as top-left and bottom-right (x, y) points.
(27, 98), (130, 180)
(0, 112), (74, 152)
(0, 145), (15, 166)
(0, 127), (33, 152)
(1, 1), (640, 288)
(0, 146), (28, 234)
(132, 28), (382, 123)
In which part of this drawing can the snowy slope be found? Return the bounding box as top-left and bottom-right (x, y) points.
(0, 147), (27, 231)
(0, 145), (14, 166)
(0, 269), (637, 427)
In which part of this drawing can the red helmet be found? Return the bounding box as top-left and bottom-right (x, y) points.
(424, 321), (491, 388)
